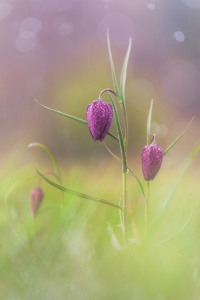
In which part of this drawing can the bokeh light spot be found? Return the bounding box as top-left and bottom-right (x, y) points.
(0, 2), (12, 20)
(150, 122), (160, 135)
(16, 33), (37, 52)
(157, 125), (168, 138)
(19, 18), (42, 35)
(182, 0), (200, 8)
(173, 31), (185, 42)
(147, 3), (155, 9)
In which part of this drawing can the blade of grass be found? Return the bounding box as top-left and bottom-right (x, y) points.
(28, 142), (61, 182)
(120, 38), (132, 114)
(107, 30), (121, 102)
(4, 175), (38, 204)
(128, 168), (146, 204)
(150, 140), (200, 233)
(153, 210), (193, 246)
(36, 168), (123, 211)
(104, 142), (146, 203)
(35, 99), (119, 142)
(160, 140), (200, 215)
(107, 222), (122, 250)
(164, 117), (194, 155)
(147, 99), (153, 145)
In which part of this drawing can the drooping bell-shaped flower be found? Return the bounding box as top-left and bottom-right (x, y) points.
(141, 135), (164, 181)
(30, 186), (44, 217)
(86, 99), (113, 141)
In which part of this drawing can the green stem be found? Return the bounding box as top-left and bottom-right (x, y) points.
(123, 171), (127, 242)
(145, 181), (149, 236)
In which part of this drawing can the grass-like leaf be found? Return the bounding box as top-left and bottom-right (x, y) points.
(108, 93), (127, 172)
(120, 38), (132, 114)
(153, 210), (193, 246)
(147, 99), (153, 145)
(104, 142), (122, 163)
(28, 142), (61, 182)
(107, 222), (122, 250)
(164, 117), (194, 155)
(4, 176), (37, 204)
(36, 168), (123, 211)
(107, 30), (121, 102)
(149, 140), (200, 232)
(128, 168), (146, 204)
(104, 142), (146, 203)
(35, 99), (119, 142)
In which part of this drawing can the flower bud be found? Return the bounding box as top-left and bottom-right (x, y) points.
(141, 139), (164, 181)
(30, 186), (44, 217)
(86, 99), (113, 141)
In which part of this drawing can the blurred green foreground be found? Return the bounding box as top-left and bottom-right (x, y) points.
(0, 151), (200, 300)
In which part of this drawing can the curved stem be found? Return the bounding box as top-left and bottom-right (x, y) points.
(99, 88), (117, 99)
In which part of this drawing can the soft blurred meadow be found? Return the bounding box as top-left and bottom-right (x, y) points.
(1, 0), (200, 299)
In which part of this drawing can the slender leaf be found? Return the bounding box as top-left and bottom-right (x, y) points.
(147, 99), (153, 145)
(4, 176), (37, 204)
(108, 93), (127, 172)
(128, 168), (146, 204)
(164, 117), (194, 155)
(153, 210), (193, 246)
(107, 222), (122, 250)
(120, 38), (132, 114)
(107, 30), (121, 102)
(36, 168), (123, 211)
(28, 142), (61, 182)
(160, 140), (200, 215)
(35, 99), (119, 142)
(104, 142), (122, 163)
(104, 142), (146, 203)
(149, 140), (200, 234)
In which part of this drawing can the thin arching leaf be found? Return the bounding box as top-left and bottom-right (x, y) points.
(128, 168), (146, 204)
(120, 38), (132, 114)
(104, 142), (146, 203)
(153, 210), (193, 246)
(147, 99), (153, 145)
(107, 30), (121, 102)
(36, 168), (123, 211)
(104, 142), (122, 163)
(108, 93), (127, 172)
(164, 117), (194, 155)
(149, 140), (200, 233)
(35, 99), (119, 142)
(4, 176), (37, 204)
(107, 222), (122, 250)
(28, 142), (61, 182)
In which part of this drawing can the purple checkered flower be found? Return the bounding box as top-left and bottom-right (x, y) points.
(30, 186), (44, 217)
(86, 99), (113, 141)
(141, 135), (164, 181)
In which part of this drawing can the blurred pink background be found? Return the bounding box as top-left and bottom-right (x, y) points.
(0, 0), (200, 173)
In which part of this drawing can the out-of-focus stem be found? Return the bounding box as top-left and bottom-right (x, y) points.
(123, 171), (127, 243)
(145, 181), (149, 236)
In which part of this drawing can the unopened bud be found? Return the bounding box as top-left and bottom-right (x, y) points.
(30, 186), (44, 217)
(141, 136), (164, 181)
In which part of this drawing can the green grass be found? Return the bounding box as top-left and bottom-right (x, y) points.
(0, 155), (200, 300)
